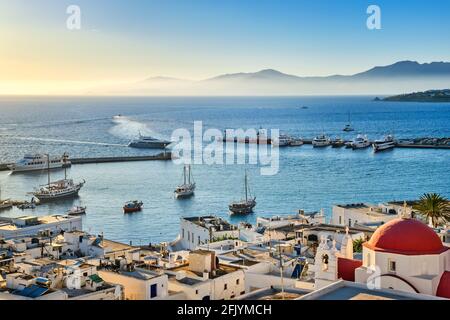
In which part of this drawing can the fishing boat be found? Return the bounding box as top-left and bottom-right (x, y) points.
(17, 198), (37, 210)
(31, 155), (85, 202)
(128, 132), (171, 149)
(350, 134), (371, 149)
(229, 171), (256, 215)
(373, 135), (396, 152)
(8, 153), (70, 173)
(331, 137), (345, 148)
(312, 134), (331, 147)
(123, 200), (143, 213)
(67, 206), (87, 215)
(175, 165), (196, 199)
(343, 112), (355, 132)
(0, 186), (13, 210)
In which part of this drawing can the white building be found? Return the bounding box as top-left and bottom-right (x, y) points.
(331, 202), (411, 228)
(314, 216), (450, 299)
(0, 215), (82, 239)
(175, 216), (239, 251)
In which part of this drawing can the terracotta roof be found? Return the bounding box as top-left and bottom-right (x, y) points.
(363, 218), (448, 255)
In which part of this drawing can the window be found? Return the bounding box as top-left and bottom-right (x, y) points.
(236, 279), (240, 285)
(195, 290), (199, 295)
(321, 254), (329, 271)
(224, 284), (228, 290)
(182, 229), (185, 238)
(388, 260), (396, 272)
(188, 232), (190, 242)
(339, 216), (342, 225)
(348, 219), (352, 227)
(198, 236), (201, 245)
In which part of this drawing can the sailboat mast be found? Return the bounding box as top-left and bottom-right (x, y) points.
(188, 165), (191, 184)
(245, 171), (248, 201)
(183, 166), (186, 185)
(47, 154), (50, 185)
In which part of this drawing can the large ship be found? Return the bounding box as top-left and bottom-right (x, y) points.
(373, 135), (396, 152)
(229, 171), (256, 215)
(31, 156), (85, 202)
(175, 165), (196, 199)
(8, 153), (70, 173)
(128, 133), (171, 149)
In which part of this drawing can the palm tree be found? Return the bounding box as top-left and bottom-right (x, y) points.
(413, 193), (450, 227)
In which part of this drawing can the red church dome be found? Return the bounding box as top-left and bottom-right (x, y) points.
(363, 218), (448, 255)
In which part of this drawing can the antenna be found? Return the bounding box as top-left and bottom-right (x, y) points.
(47, 154), (50, 186)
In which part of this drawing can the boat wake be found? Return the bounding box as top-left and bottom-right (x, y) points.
(109, 115), (160, 140)
(10, 136), (127, 147)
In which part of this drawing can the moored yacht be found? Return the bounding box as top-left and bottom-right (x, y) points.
(312, 134), (331, 147)
(331, 137), (345, 148)
(289, 137), (304, 146)
(229, 170), (256, 215)
(350, 134), (371, 149)
(373, 135), (396, 152)
(273, 134), (292, 147)
(175, 165), (196, 199)
(8, 153), (70, 173)
(128, 133), (171, 149)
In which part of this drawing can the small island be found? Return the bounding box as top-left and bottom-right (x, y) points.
(378, 89), (450, 102)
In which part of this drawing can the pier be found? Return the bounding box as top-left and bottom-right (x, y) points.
(0, 152), (173, 171)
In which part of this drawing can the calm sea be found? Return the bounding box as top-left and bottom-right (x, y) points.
(0, 96), (449, 244)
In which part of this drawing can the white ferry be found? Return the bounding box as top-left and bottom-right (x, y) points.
(8, 153), (70, 173)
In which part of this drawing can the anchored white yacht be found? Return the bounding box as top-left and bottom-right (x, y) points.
(373, 135), (396, 152)
(8, 153), (70, 173)
(31, 155), (85, 202)
(273, 134), (292, 147)
(312, 134), (331, 147)
(175, 165), (196, 199)
(351, 134), (371, 149)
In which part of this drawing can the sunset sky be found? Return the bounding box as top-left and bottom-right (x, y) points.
(1, 0), (449, 95)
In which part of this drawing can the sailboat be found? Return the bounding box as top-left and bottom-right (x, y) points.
(229, 170), (256, 215)
(31, 154), (85, 202)
(174, 165), (196, 199)
(0, 186), (13, 210)
(343, 112), (355, 132)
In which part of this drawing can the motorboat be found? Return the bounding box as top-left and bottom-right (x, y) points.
(229, 170), (256, 215)
(175, 165), (196, 199)
(312, 134), (331, 147)
(128, 132), (171, 149)
(123, 200), (143, 213)
(8, 153), (70, 173)
(289, 138), (304, 146)
(67, 206), (87, 215)
(373, 135), (396, 152)
(331, 137), (345, 148)
(273, 134), (292, 147)
(350, 134), (371, 149)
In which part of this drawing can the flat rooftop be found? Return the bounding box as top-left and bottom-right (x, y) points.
(0, 215), (80, 231)
(183, 216), (236, 231)
(238, 287), (310, 300)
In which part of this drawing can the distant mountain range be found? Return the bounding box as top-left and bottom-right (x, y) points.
(92, 61), (450, 96)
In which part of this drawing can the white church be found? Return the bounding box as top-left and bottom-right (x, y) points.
(314, 211), (450, 299)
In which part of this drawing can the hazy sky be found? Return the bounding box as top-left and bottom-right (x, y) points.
(1, 0), (449, 94)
